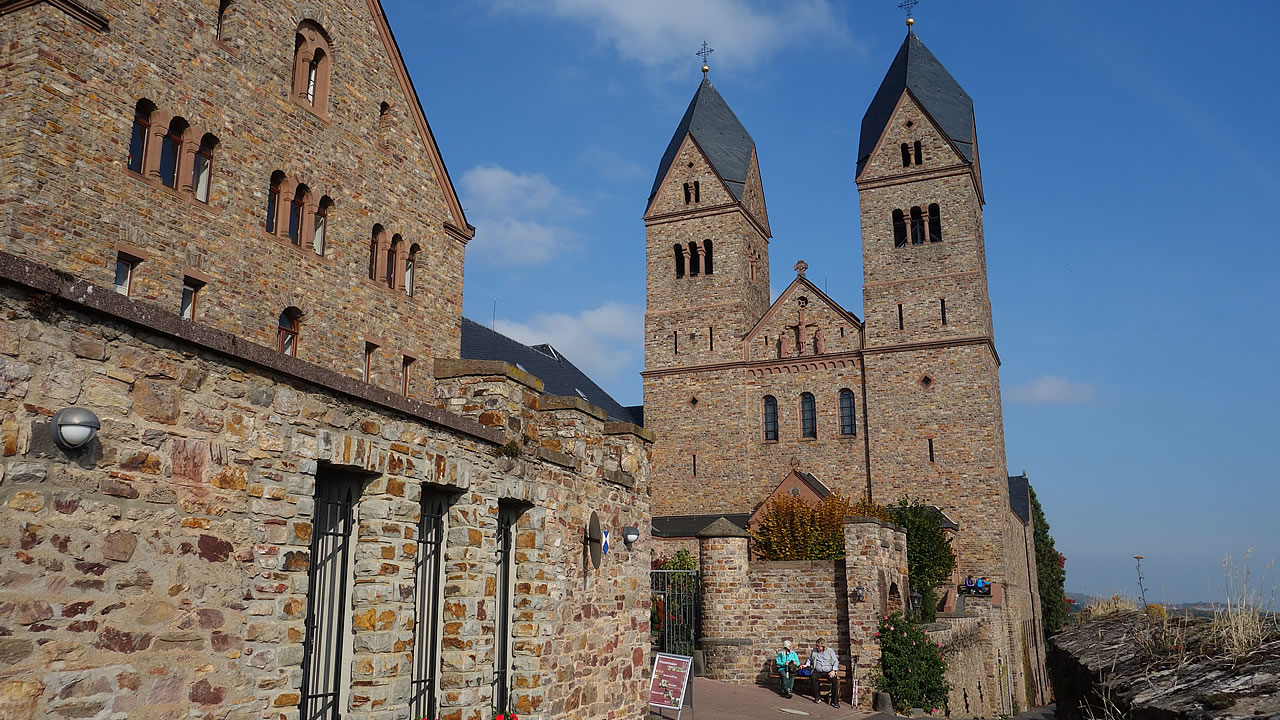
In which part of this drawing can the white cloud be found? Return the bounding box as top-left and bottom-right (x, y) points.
(484, 0), (848, 71)
(1008, 376), (1097, 406)
(460, 164), (580, 265)
(578, 146), (647, 181)
(495, 302), (643, 383)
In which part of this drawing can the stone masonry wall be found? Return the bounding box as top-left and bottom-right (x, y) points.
(0, 0), (468, 403)
(745, 561), (849, 689)
(0, 271), (652, 720)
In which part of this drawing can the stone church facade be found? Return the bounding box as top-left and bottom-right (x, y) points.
(643, 32), (1049, 714)
(0, 2), (653, 720)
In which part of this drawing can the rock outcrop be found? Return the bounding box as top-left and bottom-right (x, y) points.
(1048, 610), (1280, 720)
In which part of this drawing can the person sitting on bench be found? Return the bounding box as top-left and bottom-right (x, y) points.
(775, 640), (799, 698)
(975, 577), (989, 595)
(964, 575), (976, 592)
(805, 637), (841, 707)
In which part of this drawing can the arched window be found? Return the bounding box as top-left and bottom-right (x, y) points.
(683, 182), (691, 205)
(378, 101), (392, 149)
(405, 243), (420, 296)
(900, 143), (911, 167)
(192, 133), (218, 203)
(277, 308), (301, 356)
(387, 234), (402, 289)
(158, 116), (188, 188)
(265, 171), (284, 233)
(693, 180), (701, 202)
(702, 239), (713, 274)
(293, 21), (332, 113)
(127, 99), (156, 174)
(892, 209), (907, 248)
(928, 203), (943, 243)
(910, 206), (926, 245)
(673, 244), (685, 279)
(839, 389), (856, 436)
(313, 196), (332, 255)
(763, 396), (778, 441)
(800, 393), (816, 438)
(914, 140), (923, 165)
(369, 225), (384, 280)
(216, 0), (232, 41)
(687, 242), (700, 276)
(288, 184), (309, 245)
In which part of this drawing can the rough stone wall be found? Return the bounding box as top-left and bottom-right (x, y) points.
(0, 0), (467, 399)
(0, 275), (652, 720)
(746, 561), (849, 687)
(842, 518), (910, 709)
(927, 615), (990, 717)
(696, 535), (754, 683)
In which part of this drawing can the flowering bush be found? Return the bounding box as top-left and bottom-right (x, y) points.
(875, 611), (949, 712)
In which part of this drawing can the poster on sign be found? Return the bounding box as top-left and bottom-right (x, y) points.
(648, 652), (692, 711)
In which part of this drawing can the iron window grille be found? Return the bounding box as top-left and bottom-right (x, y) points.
(410, 491), (449, 720)
(493, 503), (521, 714)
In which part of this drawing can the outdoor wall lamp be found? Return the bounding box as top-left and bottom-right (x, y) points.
(910, 590), (923, 614)
(852, 586), (866, 603)
(52, 407), (100, 450)
(622, 526), (640, 547)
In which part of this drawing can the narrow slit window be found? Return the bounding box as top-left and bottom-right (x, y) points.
(763, 396), (778, 441)
(369, 226), (384, 281)
(928, 203), (943, 242)
(692, 454), (697, 476)
(800, 393), (817, 439)
(405, 244), (419, 296)
(683, 182), (691, 205)
(892, 209), (907, 248)
(181, 278), (203, 320)
(215, 0), (231, 41)
(673, 330), (678, 355)
(914, 140), (923, 165)
(265, 171), (284, 234)
(839, 389), (856, 436)
(910, 206), (926, 245)
(113, 254), (135, 296)
(493, 503), (522, 715)
(127, 100), (154, 174)
(940, 298), (947, 326)
(898, 303), (904, 330)
(693, 180), (700, 202)
(363, 342), (377, 382)
(687, 242), (700, 276)
(928, 439), (935, 462)
(673, 244), (685, 279)
(313, 196), (331, 256)
(900, 143), (911, 167)
(708, 326), (713, 351)
(702, 239), (713, 274)
(402, 356), (414, 395)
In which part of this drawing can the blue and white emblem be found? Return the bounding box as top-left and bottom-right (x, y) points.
(601, 529), (610, 555)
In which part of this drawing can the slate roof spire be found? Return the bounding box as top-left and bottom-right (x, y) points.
(647, 77), (756, 207)
(856, 30), (975, 176)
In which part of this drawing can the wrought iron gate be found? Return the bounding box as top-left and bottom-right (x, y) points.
(651, 570), (700, 657)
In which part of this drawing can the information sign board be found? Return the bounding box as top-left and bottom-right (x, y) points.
(648, 652), (692, 711)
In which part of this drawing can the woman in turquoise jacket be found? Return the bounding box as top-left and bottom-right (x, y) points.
(775, 640), (800, 698)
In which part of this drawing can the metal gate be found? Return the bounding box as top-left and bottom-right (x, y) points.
(651, 570), (700, 656)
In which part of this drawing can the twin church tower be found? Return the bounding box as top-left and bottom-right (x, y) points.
(641, 27), (1045, 710)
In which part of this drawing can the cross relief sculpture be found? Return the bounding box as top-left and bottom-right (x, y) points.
(781, 296), (825, 357)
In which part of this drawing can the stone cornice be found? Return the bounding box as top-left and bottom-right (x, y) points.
(863, 268), (982, 290)
(0, 0), (109, 31)
(643, 198), (772, 242)
(864, 336), (1000, 366)
(0, 250), (505, 445)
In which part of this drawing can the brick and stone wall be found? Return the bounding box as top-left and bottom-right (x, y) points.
(0, 265), (652, 720)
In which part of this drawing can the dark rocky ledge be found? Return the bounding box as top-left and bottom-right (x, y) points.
(1048, 610), (1280, 720)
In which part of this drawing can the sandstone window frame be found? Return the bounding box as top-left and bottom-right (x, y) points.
(265, 171), (284, 234)
(112, 242), (148, 297)
(799, 392), (817, 439)
(839, 388), (856, 436)
(763, 395), (779, 442)
(405, 243), (420, 296)
(191, 133), (218, 203)
(363, 340), (378, 382)
(312, 195), (332, 256)
(180, 274), (206, 320)
(687, 241), (700, 276)
(387, 234), (404, 290)
(125, 101), (221, 208)
(277, 307), (302, 357)
(127, 99), (155, 174)
(673, 244), (686, 279)
(402, 353), (416, 395)
(287, 183), (310, 246)
(910, 205), (926, 245)
(156, 116), (188, 189)
(293, 21), (333, 118)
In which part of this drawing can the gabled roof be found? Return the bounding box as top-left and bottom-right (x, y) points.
(460, 318), (637, 425)
(648, 78), (756, 206)
(653, 513), (751, 539)
(1008, 474), (1031, 524)
(857, 31), (975, 176)
(742, 267), (863, 346)
(795, 471), (832, 500)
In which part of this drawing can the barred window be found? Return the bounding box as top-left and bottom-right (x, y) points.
(494, 503), (524, 714)
(800, 392), (817, 438)
(763, 395), (778, 441)
(411, 491), (449, 720)
(839, 389), (856, 436)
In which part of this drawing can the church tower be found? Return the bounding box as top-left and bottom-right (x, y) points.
(856, 27), (1009, 588)
(642, 74), (772, 372)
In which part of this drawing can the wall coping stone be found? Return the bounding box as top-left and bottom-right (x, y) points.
(602, 469), (636, 489)
(751, 559), (841, 570)
(432, 357), (544, 392)
(0, 250), (504, 445)
(536, 447), (577, 469)
(698, 638), (753, 647)
(539, 395), (608, 421)
(844, 515), (908, 534)
(603, 421), (655, 443)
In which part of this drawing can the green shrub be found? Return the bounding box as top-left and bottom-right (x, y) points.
(888, 498), (956, 623)
(876, 611), (949, 712)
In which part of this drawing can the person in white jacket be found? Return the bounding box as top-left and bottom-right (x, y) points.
(805, 638), (841, 707)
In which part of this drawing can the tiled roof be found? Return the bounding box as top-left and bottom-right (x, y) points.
(1008, 474), (1031, 524)
(648, 78), (756, 205)
(459, 318), (638, 425)
(652, 513), (751, 539)
(858, 31), (975, 176)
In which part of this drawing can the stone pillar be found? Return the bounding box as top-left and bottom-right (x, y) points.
(696, 517), (754, 683)
(844, 516), (909, 710)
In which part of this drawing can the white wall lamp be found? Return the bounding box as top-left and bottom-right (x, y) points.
(621, 526), (640, 548)
(852, 586), (866, 603)
(52, 407), (101, 451)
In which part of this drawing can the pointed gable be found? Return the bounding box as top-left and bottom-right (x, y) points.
(744, 268), (863, 361)
(857, 31), (975, 177)
(648, 78), (757, 206)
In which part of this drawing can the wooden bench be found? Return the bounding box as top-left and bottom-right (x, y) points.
(767, 661), (852, 701)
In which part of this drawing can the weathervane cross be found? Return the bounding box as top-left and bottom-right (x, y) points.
(898, 0), (919, 20)
(696, 41), (714, 75)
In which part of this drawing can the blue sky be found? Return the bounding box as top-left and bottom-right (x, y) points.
(383, 2), (1279, 604)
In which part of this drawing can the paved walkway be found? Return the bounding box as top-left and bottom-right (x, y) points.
(650, 677), (1056, 720)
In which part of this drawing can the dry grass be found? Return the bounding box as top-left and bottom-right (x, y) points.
(1209, 549), (1278, 658)
(1081, 594), (1139, 620)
